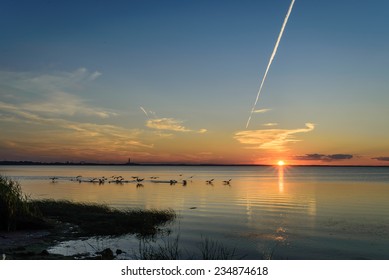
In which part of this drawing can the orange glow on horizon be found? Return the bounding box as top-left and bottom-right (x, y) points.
(277, 160), (285, 166)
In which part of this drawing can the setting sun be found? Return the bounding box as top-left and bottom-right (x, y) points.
(278, 160), (285, 166)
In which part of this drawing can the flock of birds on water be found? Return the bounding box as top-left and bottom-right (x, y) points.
(49, 175), (232, 187)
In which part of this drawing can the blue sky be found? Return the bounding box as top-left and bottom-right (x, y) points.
(1, 0), (389, 164)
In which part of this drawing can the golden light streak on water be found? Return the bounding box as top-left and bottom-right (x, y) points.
(278, 165), (284, 193)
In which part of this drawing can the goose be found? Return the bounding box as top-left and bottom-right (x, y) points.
(223, 179), (232, 185)
(206, 179), (214, 184)
(49, 177), (59, 182)
(98, 177), (107, 184)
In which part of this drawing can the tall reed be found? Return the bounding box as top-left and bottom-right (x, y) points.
(0, 175), (43, 231)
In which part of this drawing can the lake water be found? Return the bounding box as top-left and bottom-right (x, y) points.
(1, 165), (389, 259)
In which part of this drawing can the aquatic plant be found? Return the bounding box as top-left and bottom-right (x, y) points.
(136, 234), (181, 260)
(0, 175), (44, 231)
(134, 234), (239, 260)
(200, 236), (238, 260)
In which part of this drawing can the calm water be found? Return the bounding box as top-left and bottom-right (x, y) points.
(2, 165), (389, 259)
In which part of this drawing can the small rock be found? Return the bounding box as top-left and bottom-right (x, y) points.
(40, 250), (50, 256)
(116, 249), (123, 255)
(97, 248), (114, 260)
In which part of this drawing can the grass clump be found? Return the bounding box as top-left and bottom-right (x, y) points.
(30, 199), (176, 237)
(134, 234), (239, 260)
(136, 234), (181, 260)
(0, 175), (46, 231)
(1, 175), (175, 238)
(200, 236), (238, 260)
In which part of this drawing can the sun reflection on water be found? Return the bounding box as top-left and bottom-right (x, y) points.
(278, 165), (284, 193)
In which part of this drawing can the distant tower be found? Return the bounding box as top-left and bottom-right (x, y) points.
(127, 157), (131, 165)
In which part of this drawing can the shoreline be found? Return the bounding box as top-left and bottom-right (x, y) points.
(0, 198), (176, 260)
(1, 217), (86, 260)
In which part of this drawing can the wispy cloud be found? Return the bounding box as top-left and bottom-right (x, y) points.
(0, 105), (152, 162)
(0, 69), (114, 119)
(253, 108), (271, 114)
(294, 153), (353, 162)
(1, 68), (102, 92)
(0, 69), (152, 161)
(26, 92), (114, 118)
(263, 123), (278, 127)
(140, 107), (207, 134)
(0, 101), (148, 147)
(146, 118), (207, 134)
(88, 71), (102, 81)
(235, 123), (314, 150)
(0, 134), (151, 163)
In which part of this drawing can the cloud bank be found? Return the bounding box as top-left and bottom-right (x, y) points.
(294, 153), (354, 161)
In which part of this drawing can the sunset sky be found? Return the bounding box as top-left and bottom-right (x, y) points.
(1, 0), (388, 165)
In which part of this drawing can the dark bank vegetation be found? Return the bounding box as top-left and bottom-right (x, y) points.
(30, 200), (175, 237)
(0, 175), (175, 237)
(0, 176), (46, 231)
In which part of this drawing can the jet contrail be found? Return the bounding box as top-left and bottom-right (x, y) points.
(140, 106), (150, 119)
(246, 0), (296, 128)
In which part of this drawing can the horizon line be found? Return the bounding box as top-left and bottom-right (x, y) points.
(1, 160), (389, 168)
